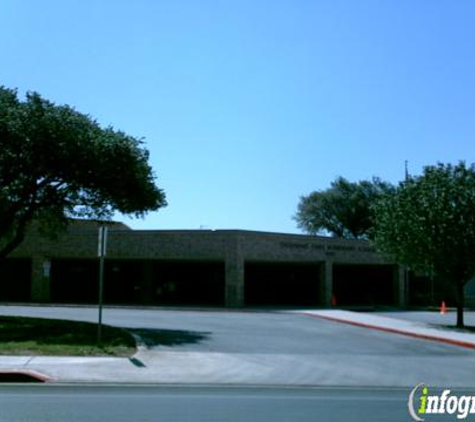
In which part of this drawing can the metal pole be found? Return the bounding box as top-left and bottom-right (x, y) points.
(97, 225), (107, 345)
(98, 252), (105, 344)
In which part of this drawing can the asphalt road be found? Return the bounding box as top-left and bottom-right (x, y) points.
(0, 385), (413, 422)
(0, 305), (474, 387)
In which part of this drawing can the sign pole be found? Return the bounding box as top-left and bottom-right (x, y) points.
(97, 225), (107, 345)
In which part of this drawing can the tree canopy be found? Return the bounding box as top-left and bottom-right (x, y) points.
(373, 162), (475, 327)
(0, 86), (166, 258)
(295, 177), (393, 239)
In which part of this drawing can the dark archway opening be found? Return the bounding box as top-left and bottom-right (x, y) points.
(333, 264), (395, 306)
(50, 259), (225, 306)
(151, 261), (225, 306)
(0, 258), (32, 302)
(245, 262), (320, 307)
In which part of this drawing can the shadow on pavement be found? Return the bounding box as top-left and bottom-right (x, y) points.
(129, 328), (211, 348)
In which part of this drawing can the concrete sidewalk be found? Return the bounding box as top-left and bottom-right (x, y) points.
(295, 309), (475, 350)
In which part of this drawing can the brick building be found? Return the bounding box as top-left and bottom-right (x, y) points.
(1, 220), (472, 308)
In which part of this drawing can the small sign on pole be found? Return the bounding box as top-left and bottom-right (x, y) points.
(98, 225), (108, 258)
(97, 225), (108, 344)
(42, 261), (51, 278)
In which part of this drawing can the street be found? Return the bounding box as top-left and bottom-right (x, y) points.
(0, 385), (413, 422)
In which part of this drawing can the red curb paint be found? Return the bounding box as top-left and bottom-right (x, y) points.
(305, 313), (475, 351)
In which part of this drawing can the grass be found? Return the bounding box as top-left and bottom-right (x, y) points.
(0, 316), (136, 356)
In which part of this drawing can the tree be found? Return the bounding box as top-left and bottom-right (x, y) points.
(373, 162), (475, 328)
(0, 86), (166, 258)
(295, 177), (394, 239)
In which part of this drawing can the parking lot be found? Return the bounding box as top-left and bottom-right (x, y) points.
(0, 305), (474, 387)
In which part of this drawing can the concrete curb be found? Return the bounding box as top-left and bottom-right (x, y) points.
(129, 332), (148, 368)
(304, 312), (475, 351)
(130, 332), (148, 355)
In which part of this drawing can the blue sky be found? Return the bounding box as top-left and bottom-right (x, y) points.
(2, 1), (475, 233)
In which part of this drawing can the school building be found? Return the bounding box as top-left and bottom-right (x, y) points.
(1, 220), (472, 308)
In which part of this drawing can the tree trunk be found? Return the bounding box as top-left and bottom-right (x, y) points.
(456, 280), (465, 329)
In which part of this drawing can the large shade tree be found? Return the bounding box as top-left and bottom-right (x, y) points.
(295, 177), (393, 239)
(373, 162), (475, 328)
(0, 86), (166, 258)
